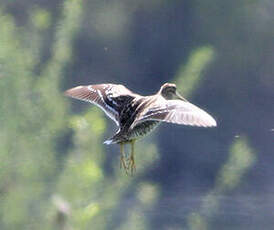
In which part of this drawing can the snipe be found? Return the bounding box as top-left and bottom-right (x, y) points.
(65, 83), (217, 175)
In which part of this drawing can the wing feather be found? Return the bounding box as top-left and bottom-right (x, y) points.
(65, 84), (136, 126)
(131, 98), (217, 128)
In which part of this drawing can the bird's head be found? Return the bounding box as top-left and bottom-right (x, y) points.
(158, 83), (187, 101)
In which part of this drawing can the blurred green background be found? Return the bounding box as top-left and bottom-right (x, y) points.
(0, 0), (273, 229)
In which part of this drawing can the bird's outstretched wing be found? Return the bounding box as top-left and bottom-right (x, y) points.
(65, 84), (135, 126)
(131, 97), (217, 128)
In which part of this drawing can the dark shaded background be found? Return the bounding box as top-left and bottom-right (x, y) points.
(0, 0), (273, 229)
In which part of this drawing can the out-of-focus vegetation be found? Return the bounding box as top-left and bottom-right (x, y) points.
(187, 137), (256, 230)
(0, 0), (273, 230)
(175, 46), (215, 97)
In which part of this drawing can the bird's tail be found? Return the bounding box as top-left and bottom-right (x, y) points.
(103, 138), (116, 145)
(103, 133), (118, 145)
(103, 132), (126, 145)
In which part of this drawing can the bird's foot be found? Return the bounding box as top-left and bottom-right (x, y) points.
(120, 155), (129, 175)
(128, 140), (136, 175)
(119, 141), (136, 175)
(129, 155), (136, 175)
(119, 143), (129, 175)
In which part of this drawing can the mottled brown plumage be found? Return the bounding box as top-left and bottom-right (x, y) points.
(65, 83), (217, 174)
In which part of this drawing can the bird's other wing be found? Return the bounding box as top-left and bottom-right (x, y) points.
(131, 98), (217, 128)
(65, 84), (135, 126)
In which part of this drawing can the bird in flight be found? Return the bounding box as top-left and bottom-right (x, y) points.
(65, 83), (217, 175)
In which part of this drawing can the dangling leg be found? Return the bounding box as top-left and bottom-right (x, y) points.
(129, 140), (136, 175)
(119, 143), (128, 174)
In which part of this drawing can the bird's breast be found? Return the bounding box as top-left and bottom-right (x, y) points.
(129, 120), (159, 139)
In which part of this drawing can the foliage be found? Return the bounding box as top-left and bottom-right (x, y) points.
(0, 0), (272, 229)
(175, 46), (215, 97)
(187, 137), (256, 230)
(0, 0), (83, 229)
